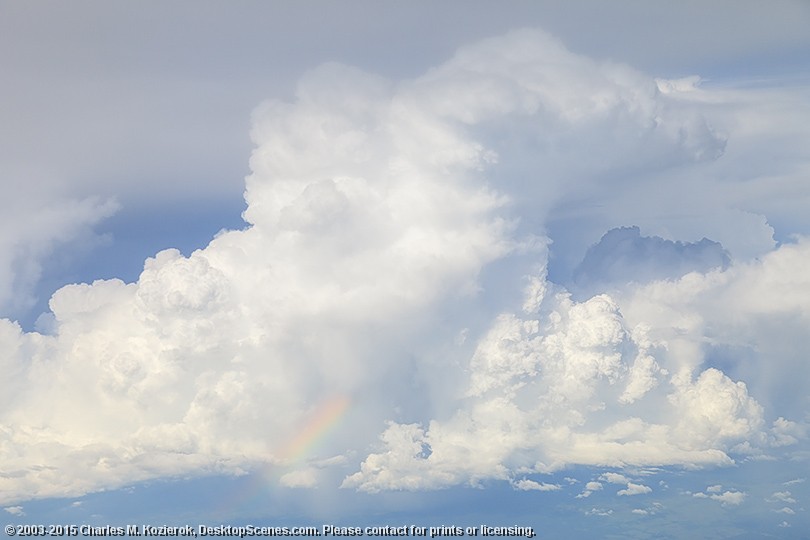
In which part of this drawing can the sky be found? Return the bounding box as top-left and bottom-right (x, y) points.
(2, 1), (810, 538)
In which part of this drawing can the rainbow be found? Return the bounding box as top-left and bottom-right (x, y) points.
(212, 394), (352, 519)
(277, 394), (351, 463)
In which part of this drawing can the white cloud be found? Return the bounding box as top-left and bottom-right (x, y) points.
(601, 473), (630, 485)
(775, 507), (795, 515)
(3, 506), (24, 516)
(692, 490), (745, 506)
(576, 482), (603, 499)
(346, 278), (769, 491)
(768, 491), (797, 504)
(631, 502), (664, 516)
(710, 491), (746, 506)
(279, 468), (319, 489)
(617, 483), (652, 496)
(1, 26), (809, 506)
(512, 479), (561, 492)
(692, 487), (746, 506)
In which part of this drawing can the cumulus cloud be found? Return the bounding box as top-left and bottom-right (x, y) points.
(601, 473), (631, 485)
(577, 481), (604, 498)
(693, 489), (746, 506)
(1, 27), (809, 505)
(710, 491), (746, 506)
(512, 479), (560, 492)
(279, 468), (319, 489)
(617, 483), (652, 496)
(345, 278), (769, 491)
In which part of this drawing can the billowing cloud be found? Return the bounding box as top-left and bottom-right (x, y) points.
(344, 277), (770, 491)
(1, 28), (809, 506)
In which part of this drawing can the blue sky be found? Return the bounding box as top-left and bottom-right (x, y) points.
(2, 1), (810, 538)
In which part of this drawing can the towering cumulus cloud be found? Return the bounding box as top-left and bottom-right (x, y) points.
(1, 29), (807, 504)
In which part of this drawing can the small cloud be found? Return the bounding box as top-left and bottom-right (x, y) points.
(775, 507), (795, 515)
(4, 506), (25, 516)
(279, 468), (318, 488)
(631, 503), (663, 516)
(770, 417), (806, 447)
(655, 75), (702, 94)
(692, 487), (745, 506)
(778, 521), (791, 528)
(564, 477), (579, 485)
(768, 491), (796, 504)
(512, 479), (561, 492)
(600, 472), (630, 484)
(576, 481), (603, 498)
(586, 508), (613, 517)
(783, 478), (805, 486)
(71, 501), (83, 507)
(618, 483), (652, 496)
(710, 491), (746, 506)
